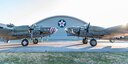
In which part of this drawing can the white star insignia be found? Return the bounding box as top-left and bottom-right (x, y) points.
(59, 20), (65, 27)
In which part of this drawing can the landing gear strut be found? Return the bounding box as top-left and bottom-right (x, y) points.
(21, 39), (29, 46)
(33, 39), (38, 44)
(5, 40), (9, 43)
(90, 39), (97, 47)
(82, 38), (88, 44)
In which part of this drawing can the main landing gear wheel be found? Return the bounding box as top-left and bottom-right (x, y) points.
(21, 39), (29, 46)
(90, 39), (97, 47)
(82, 38), (88, 44)
(33, 39), (38, 44)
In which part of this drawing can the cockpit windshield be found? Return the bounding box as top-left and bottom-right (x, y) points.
(80, 24), (88, 29)
(6, 24), (15, 28)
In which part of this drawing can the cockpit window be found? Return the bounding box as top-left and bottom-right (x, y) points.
(80, 26), (86, 29)
(31, 24), (38, 28)
(84, 24), (88, 27)
(80, 24), (88, 29)
(7, 24), (15, 27)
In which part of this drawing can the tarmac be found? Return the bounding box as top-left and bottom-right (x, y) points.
(0, 40), (128, 52)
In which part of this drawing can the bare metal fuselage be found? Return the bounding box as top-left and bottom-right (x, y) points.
(0, 25), (55, 40)
(65, 23), (128, 40)
(65, 23), (128, 46)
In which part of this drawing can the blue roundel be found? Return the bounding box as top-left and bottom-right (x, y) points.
(58, 19), (66, 28)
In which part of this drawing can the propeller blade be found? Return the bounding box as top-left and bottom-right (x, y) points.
(86, 23), (90, 33)
(77, 27), (81, 36)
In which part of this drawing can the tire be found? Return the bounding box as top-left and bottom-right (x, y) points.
(33, 39), (38, 44)
(21, 39), (29, 46)
(90, 39), (97, 47)
(82, 39), (88, 44)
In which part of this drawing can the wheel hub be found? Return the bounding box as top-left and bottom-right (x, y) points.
(23, 41), (27, 45)
(91, 41), (96, 45)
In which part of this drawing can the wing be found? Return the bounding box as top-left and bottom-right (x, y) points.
(101, 24), (128, 39)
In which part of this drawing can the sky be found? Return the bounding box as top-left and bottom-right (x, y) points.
(0, 0), (128, 28)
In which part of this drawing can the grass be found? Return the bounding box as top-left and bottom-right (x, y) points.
(0, 52), (128, 64)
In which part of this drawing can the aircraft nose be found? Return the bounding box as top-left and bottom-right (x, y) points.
(65, 28), (73, 33)
(64, 28), (68, 32)
(65, 28), (71, 33)
(64, 27), (76, 36)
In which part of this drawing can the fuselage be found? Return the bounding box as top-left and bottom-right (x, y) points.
(65, 23), (128, 40)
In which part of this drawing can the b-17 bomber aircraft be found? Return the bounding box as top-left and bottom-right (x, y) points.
(65, 23), (128, 47)
(0, 23), (57, 46)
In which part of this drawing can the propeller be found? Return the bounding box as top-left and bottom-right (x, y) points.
(86, 23), (90, 33)
(77, 27), (81, 36)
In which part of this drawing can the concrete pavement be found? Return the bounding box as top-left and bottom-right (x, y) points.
(0, 40), (128, 52)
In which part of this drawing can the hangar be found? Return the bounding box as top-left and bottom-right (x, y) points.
(35, 16), (87, 41)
